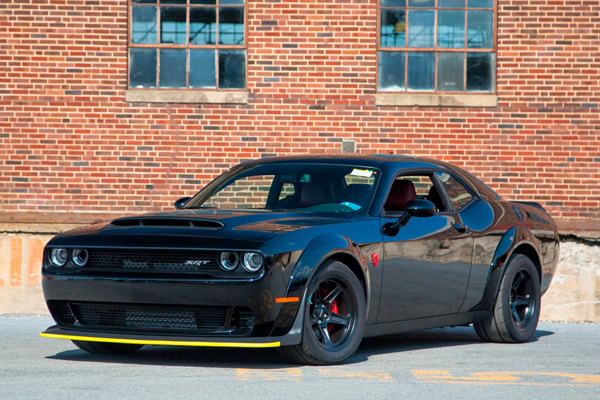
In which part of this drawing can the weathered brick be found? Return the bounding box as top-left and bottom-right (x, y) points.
(0, 0), (598, 224)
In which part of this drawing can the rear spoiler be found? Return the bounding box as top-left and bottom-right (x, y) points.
(511, 201), (545, 210)
(511, 201), (554, 223)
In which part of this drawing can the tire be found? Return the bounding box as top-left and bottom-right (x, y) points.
(278, 261), (366, 365)
(474, 254), (541, 343)
(72, 340), (143, 355)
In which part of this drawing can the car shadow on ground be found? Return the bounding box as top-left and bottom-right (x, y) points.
(46, 326), (554, 368)
(354, 326), (553, 361)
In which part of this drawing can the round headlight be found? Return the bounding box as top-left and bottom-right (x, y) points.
(50, 248), (68, 267)
(71, 249), (89, 268)
(242, 252), (264, 273)
(219, 252), (239, 271)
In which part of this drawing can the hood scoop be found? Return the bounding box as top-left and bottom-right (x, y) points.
(111, 218), (224, 229)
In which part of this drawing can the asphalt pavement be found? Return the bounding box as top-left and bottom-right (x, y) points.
(1, 315), (599, 399)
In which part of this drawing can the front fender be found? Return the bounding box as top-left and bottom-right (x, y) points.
(268, 233), (369, 338)
(290, 234), (366, 289)
(478, 226), (542, 314)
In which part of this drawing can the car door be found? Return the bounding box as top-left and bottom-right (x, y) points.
(376, 172), (474, 323)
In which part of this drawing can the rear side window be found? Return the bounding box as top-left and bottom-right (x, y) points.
(436, 172), (473, 210)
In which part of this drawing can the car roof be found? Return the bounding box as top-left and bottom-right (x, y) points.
(237, 154), (499, 200)
(239, 154), (442, 168)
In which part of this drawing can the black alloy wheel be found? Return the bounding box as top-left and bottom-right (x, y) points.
(278, 260), (366, 365)
(509, 269), (537, 330)
(309, 277), (356, 350)
(474, 254), (541, 343)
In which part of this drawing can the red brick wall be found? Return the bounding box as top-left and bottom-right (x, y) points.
(1, 0), (599, 228)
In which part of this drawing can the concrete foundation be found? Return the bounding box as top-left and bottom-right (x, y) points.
(540, 239), (600, 322)
(1, 224), (598, 322)
(0, 232), (51, 314)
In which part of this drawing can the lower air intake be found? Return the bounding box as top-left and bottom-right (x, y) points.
(72, 303), (227, 331)
(50, 301), (255, 334)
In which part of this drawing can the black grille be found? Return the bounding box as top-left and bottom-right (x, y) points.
(50, 301), (255, 334)
(87, 250), (220, 272)
(69, 303), (229, 331)
(236, 310), (255, 330)
(59, 302), (75, 324)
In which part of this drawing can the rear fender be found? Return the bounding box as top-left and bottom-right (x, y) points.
(478, 226), (542, 314)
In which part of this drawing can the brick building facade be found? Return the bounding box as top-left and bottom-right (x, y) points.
(2, 0), (599, 229)
(1, 1), (600, 315)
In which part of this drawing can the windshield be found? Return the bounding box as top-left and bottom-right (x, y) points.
(184, 163), (381, 215)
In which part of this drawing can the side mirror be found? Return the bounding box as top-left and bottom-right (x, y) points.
(406, 199), (436, 218)
(174, 197), (192, 210)
(383, 199), (436, 236)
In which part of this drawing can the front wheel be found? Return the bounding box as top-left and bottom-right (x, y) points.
(474, 254), (541, 343)
(72, 340), (143, 355)
(278, 261), (366, 365)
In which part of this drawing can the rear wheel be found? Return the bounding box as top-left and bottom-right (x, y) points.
(278, 261), (366, 365)
(72, 340), (143, 355)
(474, 254), (540, 343)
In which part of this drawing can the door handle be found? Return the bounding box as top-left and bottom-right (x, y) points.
(455, 223), (470, 233)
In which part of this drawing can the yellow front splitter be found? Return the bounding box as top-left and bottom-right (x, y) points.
(40, 332), (281, 349)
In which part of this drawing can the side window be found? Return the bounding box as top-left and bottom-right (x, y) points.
(384, 174), (446, 213)
(401, 175), (433, 198)
(437, 172), (473, 210)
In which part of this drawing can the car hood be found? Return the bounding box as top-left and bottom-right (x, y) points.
(47, 209), (356, 250)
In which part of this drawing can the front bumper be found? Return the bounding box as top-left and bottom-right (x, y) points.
(41, 263), (306, 347)
(41, 323), (304, 348)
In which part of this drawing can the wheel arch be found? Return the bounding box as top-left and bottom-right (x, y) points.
(278, 257), (369, 364)
(284, 233), (370, 318)
(326, 252), (368, 302)
(510, 242), (542, 282)
(478, 225), (543, 313)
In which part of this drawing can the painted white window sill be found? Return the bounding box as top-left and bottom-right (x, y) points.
(125, 90), (249, 104)
(376, 93), (498, 107)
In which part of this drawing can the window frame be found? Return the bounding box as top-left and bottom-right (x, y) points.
(376, 0), (498, 106)
(382, 169), (478, 216)
(432, 170), (477, 211)
(126, 0), (248, 103)
(381, 172), (447, 216)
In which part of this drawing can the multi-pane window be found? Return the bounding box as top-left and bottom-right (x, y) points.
(378, 0), (494, 93)
(129, 0), (246, 89)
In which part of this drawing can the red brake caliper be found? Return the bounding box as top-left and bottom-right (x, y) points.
(322, 288), (339, 333)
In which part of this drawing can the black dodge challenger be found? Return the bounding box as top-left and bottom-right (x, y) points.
(41, 155), (559, 364)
